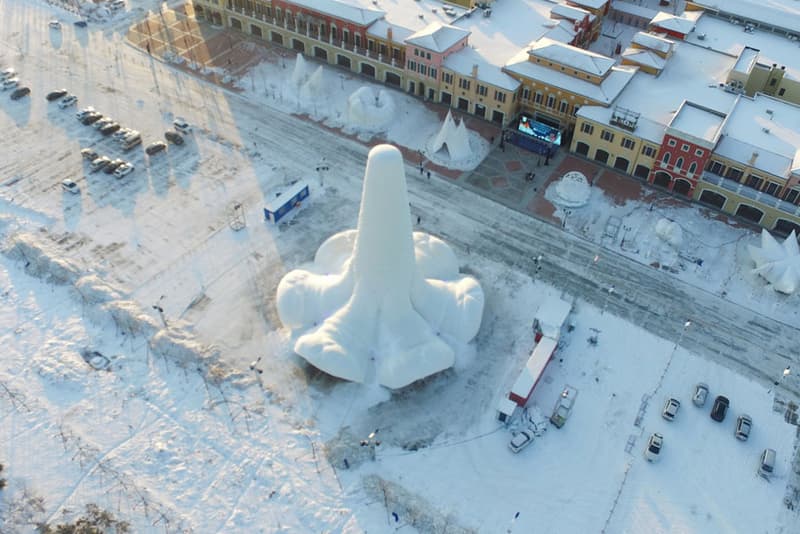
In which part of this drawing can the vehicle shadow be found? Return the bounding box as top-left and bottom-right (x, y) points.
(4, 96), (32, 128)
(49, 27), (63, 50)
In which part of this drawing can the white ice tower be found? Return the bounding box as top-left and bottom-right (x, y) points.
(276, 144), (484, 388)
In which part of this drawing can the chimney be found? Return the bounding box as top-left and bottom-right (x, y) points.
(472, 64), (478, 78)
(387, 27), (393, 42)
(749, 151), (759, 165)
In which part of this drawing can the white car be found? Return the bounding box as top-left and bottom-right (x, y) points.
(2, 77), (19, 90)
(508, 429), (534, 453)
(61, 179), (79, 194)
(644, 432), (663, 462)
(93, 117), (113, 129)
(692, 383), (709, 407)
(49, 20), (62, 29)
(173, 118), (191, 133)
(662, 397), (681, 421)
(59, 95), (78, 108)
(114, 163), (134, 178)
(75, 107), (96, 120)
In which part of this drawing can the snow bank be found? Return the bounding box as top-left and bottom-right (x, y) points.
(655, 218), (683, 248)
(4, 232), (82, 285)
(276, 145), (484, 389)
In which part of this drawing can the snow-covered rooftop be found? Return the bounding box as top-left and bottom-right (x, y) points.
(650, 10), (702, 36)
(528, 37), (616, 76)
(717, 94), (800, 178)
(630, 31), (675, 54)
(566, 0), (608, 10)
(406, 22), (470, 53)
(685, 15), (800, 80)
(505, 48), (637, 104)
(732, 46), (760, 75)
(690, 0), (800, 36)
(622, 47), (667, 70)
(366, 19), (414, 42)
(443, 46), (521, 91)
(610, 0), (657, 19)
(551, 3), (595, 23)
(543, 19), (578, 45)
(578, 105), (667, 144)
(290, 0), (385, 25)
(667, 101), (727, 146)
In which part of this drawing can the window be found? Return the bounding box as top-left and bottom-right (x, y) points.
(642, 145), (656, 157)
(414, 49), (419, 56)
(681, 144), (690, 152)
(572, 105), (580, 117)
(695, 149), (704, 157)
(443, 72), (453, 84)
(494, 90), (506, 103)
(621, 138), (635, 150)
(600, 130), (614, 142)
(477, 85), (488, 97)
(559, 100), (569, 114)
(407, 60), (416, 70)
(534, 92), (543, 104)
(779, 88), (786, 96)
(668, 138), (677, 147)
(418, 64), (427, 76)
(688, 162), (697, 175)
(707, 160), (724, 175)
(765, 182), (780, 197)
(785, 188), (800, 205)
(430, 68), (437, 79)
(522, 88), (531, 101)
(546, 94), (555, 108)
(580, 122), (594, 135)
(745, 174), (763, 189)
(675, 157), (684, 170)
(769, 78), (777, 87)
(426, 52), (431, 60)
(662, 152), (671, 165)
(459, 79), (471, 91)
(726, 167), (743, 181)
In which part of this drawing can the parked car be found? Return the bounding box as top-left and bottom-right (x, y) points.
(1, 68), (16, 80)
(80, 148), (99, 161)
(74, 20), (88, 28)
(758, 448), (776, 478)
(82, 112), (103, 125)
(121, 134), (142, 151)
(100, 122), (121, 136)
(90, 156), (111, 172)
(114, 162), (134, 178)
(93, 116), (113, 129)
(173, 117), (191, 133)
(113, 128), (132, 141)
(59, 95), (78, 108)
(75, 107), (95, 120)
(103, 159), (125, 174)
(2, 77), (19, 90)
(644, 432), (663, 462)
(145, 141), (167, 155)
(662, 397), (681, 421)
(692, 382), (709, 407)
(61, 179), (79, 194)
(164, 130), (184, 145)
(735, 414), (752, 441)
(10, 87), (30, 100)
(508, 429), (534, 454)
(46, 89), (68, 101)
(49, 20), (62, 29)
(710, 395), (730, 422)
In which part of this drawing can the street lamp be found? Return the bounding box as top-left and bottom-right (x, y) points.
(360, 429), (380, 461)
(768, 365), (791, 393)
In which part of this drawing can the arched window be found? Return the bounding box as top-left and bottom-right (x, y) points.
(675, 157), (684, 170)
(688, 162), (697, 175)
(662, 152), (670, 165)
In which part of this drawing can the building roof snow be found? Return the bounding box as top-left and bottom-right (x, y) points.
(667, 101), (727, 146)
(443, 46), (521, 91)
(566, 0), (608, 10)
(630, 31), (674, 54)
(406, 22), (470, 53)
(551, 3), (594, 23)
(290, 0), (385, 26)
(578, 106), (666, 144)
(611, 0), (657, 19)
(650, 11), (702, 36)
(690, 0), (800, 36)
(542, 19), (578, 44)
(732, 46), (760, 75)
(366, 19), (414, 42)
(622, 48), (667, 70)
(528, 37), (616, 76)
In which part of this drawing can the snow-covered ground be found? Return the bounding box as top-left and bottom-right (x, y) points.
(1, 0), (799, 532)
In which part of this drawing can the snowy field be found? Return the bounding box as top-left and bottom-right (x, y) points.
(1, 0), (799, 532)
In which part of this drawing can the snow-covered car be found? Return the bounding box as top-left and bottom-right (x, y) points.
(710, 395), (729, 422)
(662, 397), (681, 421)
(164, 130), (184, 145)
(10, 87), (30, 100)
(80, 148), (99, 161)
(735, 414), (752, 441)
(0, 68), (15, 80)
(644, 432), (663, 462)
(146, 141), (167, 155)
(82, 112), (103, 125)
(692, 382), (709, 407)
(90, 156), (111, 172)
(49, 20), (62, 29)
(2, 77), (19, 90)
(74, 20), (88, 28)
(758, 448), (776, 478)
(59, 95), (78, 108)
(93, 116), (113, 129)
(114, 162), (134, 178)
(75, 107), (95, 120)
(508, 429), (534, 453)
(103, 159), (125, 174)
(100, 122), (121, 136)
(113, 128), (132, 141)
(61, 179), (79, 194)
(46, 89), (68, 101)
(173, 118), (191, 133)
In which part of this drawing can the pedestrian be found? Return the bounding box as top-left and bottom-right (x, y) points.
(343, 458), (350, 469)
(417, 215), (421, 224)
(419, 165), (423, 175)
(537, 158), (542, 167)
(490, 136), (495, 144)
(427, 170), (431, 179)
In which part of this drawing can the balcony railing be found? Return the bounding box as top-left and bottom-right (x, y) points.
(701, 171), (800, 215)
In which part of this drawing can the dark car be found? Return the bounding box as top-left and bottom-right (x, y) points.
(80, 148), (99, 161)
(100, 122), (121, 136)
(74, 20), (88, 28)
(164, 130), (184, 145)
(710, 395), (729, 422)
(81, 112), (103, 125)
(145, 141), (167, 155)
(46, 89), (68, 101)
(103, 159), (125, 174)
(10, 87), (30, 100)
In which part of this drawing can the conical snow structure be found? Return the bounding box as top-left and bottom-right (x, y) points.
(290, 54), (308, 87)
(300, 65), (325, 101)
(747, 230), (800, 294)
(347, 87), (395, 130)
(276, 144), (484, 388)
(430, 111), (472, 161)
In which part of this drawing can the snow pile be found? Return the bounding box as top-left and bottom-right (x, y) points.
(346, 86), (395, 131)
(290, 53), (308, 87)
(748, 229), (800, 294)
(300, 65), (325, 102)
(276, 144), (484, 389)
(547, 171), (591, 208)
(428, 111), (472, 162)
(655, 218), (683, 248)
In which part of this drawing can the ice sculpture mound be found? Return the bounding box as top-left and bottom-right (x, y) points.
(748, 229), (800, 295)
(276, 144), (485, 389)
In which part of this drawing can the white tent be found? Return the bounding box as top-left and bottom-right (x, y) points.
(748, 230), (800, 294)
(430, 111), (472, 161)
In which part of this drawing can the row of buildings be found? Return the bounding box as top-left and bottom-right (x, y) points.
(190, 0), (800, 235)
